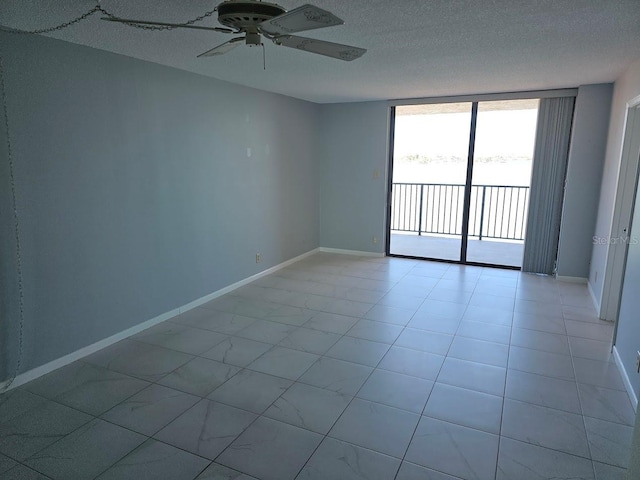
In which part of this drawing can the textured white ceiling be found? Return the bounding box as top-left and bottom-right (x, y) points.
(2, 0), (640, 103)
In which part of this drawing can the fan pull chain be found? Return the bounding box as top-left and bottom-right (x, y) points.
(0, 2), (219, 35)
(0, 47), (25, 392)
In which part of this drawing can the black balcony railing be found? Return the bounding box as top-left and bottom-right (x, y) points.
(391, 183), (530, 241)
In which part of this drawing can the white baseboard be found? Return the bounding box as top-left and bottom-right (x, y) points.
(0, 307), (180, 391)
(613, 345), (638, 411)
(177, 248), (320, 314)
(587, 281), (603, 318)
(318, 247), (385, 257)
(556, 276), (588, 284)
(0, 247), (320, 393)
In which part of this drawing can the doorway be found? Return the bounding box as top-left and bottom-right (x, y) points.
(387, 99), (539, 268)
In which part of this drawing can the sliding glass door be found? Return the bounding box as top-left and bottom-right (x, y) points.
(388, 99), (538, 268)
(467, 100), (538, 266)
(388, 103), (472, 261)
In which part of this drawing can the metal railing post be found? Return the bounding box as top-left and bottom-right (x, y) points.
(418, 184), (424, 236)
(478, 185), (487, 241)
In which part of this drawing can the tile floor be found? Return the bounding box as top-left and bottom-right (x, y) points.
(0, 252), (635, 480)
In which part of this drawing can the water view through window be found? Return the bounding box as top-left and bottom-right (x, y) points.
(389, 99), (539, 268)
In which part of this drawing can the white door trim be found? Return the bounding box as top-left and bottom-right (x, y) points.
(601, 95), (640, 326)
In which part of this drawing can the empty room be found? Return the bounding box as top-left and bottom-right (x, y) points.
(2, 1), (640, 479)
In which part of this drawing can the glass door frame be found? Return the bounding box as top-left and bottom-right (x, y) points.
(385, 102), (521, 270)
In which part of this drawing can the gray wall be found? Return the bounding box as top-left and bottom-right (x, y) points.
(556, 84), (613, 279)
(318, 102), (389, 253)
(0, 32), (320, 381)
(589, 59), (640, 308)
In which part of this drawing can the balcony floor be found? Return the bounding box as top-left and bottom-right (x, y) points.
(390, 233), (524, 267)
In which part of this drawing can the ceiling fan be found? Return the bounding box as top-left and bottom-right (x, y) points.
(103, 0), (366, 61)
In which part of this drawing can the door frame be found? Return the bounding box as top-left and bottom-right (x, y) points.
(601, 96), (640, 330)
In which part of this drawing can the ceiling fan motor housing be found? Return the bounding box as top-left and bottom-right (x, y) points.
(217, 1), (286, 29)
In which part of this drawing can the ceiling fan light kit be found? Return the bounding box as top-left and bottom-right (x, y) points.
(104, 0), (367, 61)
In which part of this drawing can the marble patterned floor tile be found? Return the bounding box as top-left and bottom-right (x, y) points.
(405, 416), (499, 480)
(407, 315), (460, 335)
(501, 399), (590, 458)
(496, 437), (594, 480)
(132, 322), (228, 355)
(195, 463), (257, 479)
(101, 384), (199, 436)
(302, 311), (360, 334)
(154, 399), (256, 460)
(217, 417), (322, 480)
(345, 319), (403, 344)
(0, 399), (92, 461)
(357, 369), (433, 413)
(234, 320), (297, 344)
(25, 419), (145, 480)
(22, 361), (149, 416)
(95, 439), (210, 480)
(427, 287), (473, 305)
(573, 357), (626, 391)
(468, 292), (515, 311)
(568, 337), (615, 363)
(364, 305), (416, 326)
(505, 369), (581, 413)
(0, 389), (47, 423)
(378, 346), (445, 381)
(378, 289), (427, 307)
(246, 346), (318, 380)
(507, 346), (575, 381)
(512, 311), (566, 335)
(298, 294), (374, 317)
(202, 295), (282, 318)
(462, 305), (513, 325)
(437, 357), (506, 396)
(170, 307), (256, 334)
(578, 383), (635, 425)
(263, 382), (351, 434)
(456, 320), (512, 344)
(324, 336), (390, 367)
(0, 453), (17, 475)
(564, 320), (614, 342)
(297, 437), (401, 480)
(432, 279), (476, 292)
(84, 339), (194, 382)
(584, 416), (634, 468)
(414, 300), (467, 321)
(397, 275), (440, 289)
(201, 337), (272, 367)
(328, 398), (420, 458)
(510, 328), (570, 355)
(447, 336), (509, 367)
(514, 299), (564, 317)
(158, 357), (240, 397)
(394, 328), (453, 356)
(208, 369), (291, 414)
(2, 463), (52, 479)
(298, 357), (373, 395)
(277, 327), (341, 354)
(424, 383), (503, 434)
(263, 305), (320, 326)
(395, 461), (462, 480)
(593, 461), (627, 480)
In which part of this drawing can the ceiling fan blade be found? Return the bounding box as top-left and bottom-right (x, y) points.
(102, 17), (234, 33)
(197, 37), (245, 57)
(259, 4), (343, 35)
(276, 35), (366, 61)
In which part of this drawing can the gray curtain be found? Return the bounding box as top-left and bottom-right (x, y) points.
(522, 96), (576, 274)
